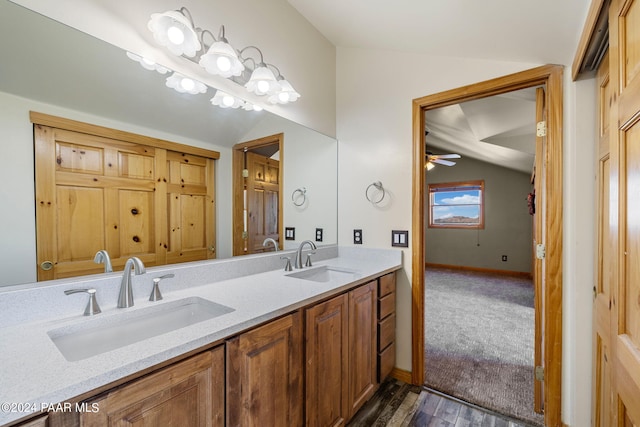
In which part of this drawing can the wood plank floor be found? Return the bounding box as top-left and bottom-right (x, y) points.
(347, 379), (538, 427)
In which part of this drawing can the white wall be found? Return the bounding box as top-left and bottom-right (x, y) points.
(336, 46), (596, 426)
(239, 114), (339, 247)
(0, 91), (233, 286)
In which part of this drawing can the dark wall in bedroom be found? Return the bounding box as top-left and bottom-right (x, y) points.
(425, 155), (533, 273)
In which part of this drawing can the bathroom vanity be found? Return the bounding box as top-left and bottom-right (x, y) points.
(0, 246), (400, 426)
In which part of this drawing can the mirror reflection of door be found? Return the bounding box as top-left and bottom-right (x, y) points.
(232, 134), (283, 256)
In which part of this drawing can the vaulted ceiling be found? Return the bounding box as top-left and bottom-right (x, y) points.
(287, 0), (590, 174)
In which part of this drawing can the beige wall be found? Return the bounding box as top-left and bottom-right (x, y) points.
(336, 46), (596, 426)
(425, 156), (533, 273)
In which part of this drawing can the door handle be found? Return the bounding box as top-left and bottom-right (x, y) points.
(40, 260), (53, 271)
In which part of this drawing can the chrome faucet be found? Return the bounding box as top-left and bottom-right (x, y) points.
(294, 240), (317, 269)
(117, 257), (146, 308)
(93, 250), (113, 273)
(262, 237), (279, 251)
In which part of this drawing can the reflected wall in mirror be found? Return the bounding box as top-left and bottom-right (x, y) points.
(0, 0), (337, 287)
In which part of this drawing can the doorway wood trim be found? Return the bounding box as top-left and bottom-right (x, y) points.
(411, 64), (563, 427)
(232, 133), (284, 256)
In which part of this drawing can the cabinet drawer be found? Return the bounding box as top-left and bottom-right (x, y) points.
(378, 273), (395, 297)
(378, 313), (395, 351)
(378, 291), (395, 320)
(378, 341), (395, 382)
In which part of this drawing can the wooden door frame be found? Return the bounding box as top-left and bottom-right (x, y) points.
(411, 65), (563, 427)
(232, 133), (284, 256)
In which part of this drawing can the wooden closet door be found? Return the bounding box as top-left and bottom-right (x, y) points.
(35, 125), (162, 280)
(166, 151), (216, 263)
(611, 0), (640, 424)
(34, 123), (217, 281)
(593, 50), (614, 427)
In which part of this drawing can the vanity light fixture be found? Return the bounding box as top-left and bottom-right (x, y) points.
(148, 8), (201, 57)
(269, 77), (300, 104)
(211, 90), (244, 109)
(242, 102), (263, 111)
(239, 46), (281, 96)
(126, 52), (170, 74)
(165, 72), (207, 94)
(147, 7), (300, 106)
(199, 26), (245, 78)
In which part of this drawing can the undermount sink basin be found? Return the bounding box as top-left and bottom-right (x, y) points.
(286, 265), (359, 283)
(48, 297), (234, 362)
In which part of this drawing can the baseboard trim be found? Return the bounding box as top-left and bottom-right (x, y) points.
(390, 367), (412, 384)
(425, 262), (532, 279)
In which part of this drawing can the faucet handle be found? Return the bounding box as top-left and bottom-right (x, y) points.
(280, 256), (293, 272)
(149, 274), (175, 301)
(305, 251), (316, 267)
(65, 288), (101, 316)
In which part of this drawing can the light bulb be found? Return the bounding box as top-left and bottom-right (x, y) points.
(222, 95), (235, 107)
(216, 56), (231, 72)
(257, 80), (270, 95)
(278, 92), (290, 103)
(167, 26), (185, 45)
(181, 78), (195, 91)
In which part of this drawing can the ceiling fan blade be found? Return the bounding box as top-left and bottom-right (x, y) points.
(432, 159), (456, 166)
(432, 154), (461, 159)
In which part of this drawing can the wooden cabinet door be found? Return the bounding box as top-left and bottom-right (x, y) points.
(81, 348), (225, 427)
(348, 281), (377, 417)
(16, 416), (48, 427)
(305, 294), (349, 427)
(226, 313), (303, 427)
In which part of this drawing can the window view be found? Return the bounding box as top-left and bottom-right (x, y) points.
(428, 180), (484, 228)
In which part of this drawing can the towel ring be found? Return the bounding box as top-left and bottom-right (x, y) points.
(292, 187), (307, 206)
(365, 181), (385, 204)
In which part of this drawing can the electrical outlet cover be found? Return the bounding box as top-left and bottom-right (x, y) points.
(353, 229), (363, 244)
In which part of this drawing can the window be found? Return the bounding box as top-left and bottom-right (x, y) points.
(428, 180), (484, 229)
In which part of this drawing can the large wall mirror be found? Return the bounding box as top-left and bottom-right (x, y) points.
(0, 0), (338, 287)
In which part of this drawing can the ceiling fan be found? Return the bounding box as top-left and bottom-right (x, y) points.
(425, 151), (461, 170)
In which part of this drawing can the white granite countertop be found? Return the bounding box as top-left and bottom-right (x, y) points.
(0, 247), (401, 426)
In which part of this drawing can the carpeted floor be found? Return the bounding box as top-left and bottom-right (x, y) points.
(424, 267), (544, 426)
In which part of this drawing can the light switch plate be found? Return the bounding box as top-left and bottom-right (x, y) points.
(391, 230), (409, 247)
(285, 227), (295, 240)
